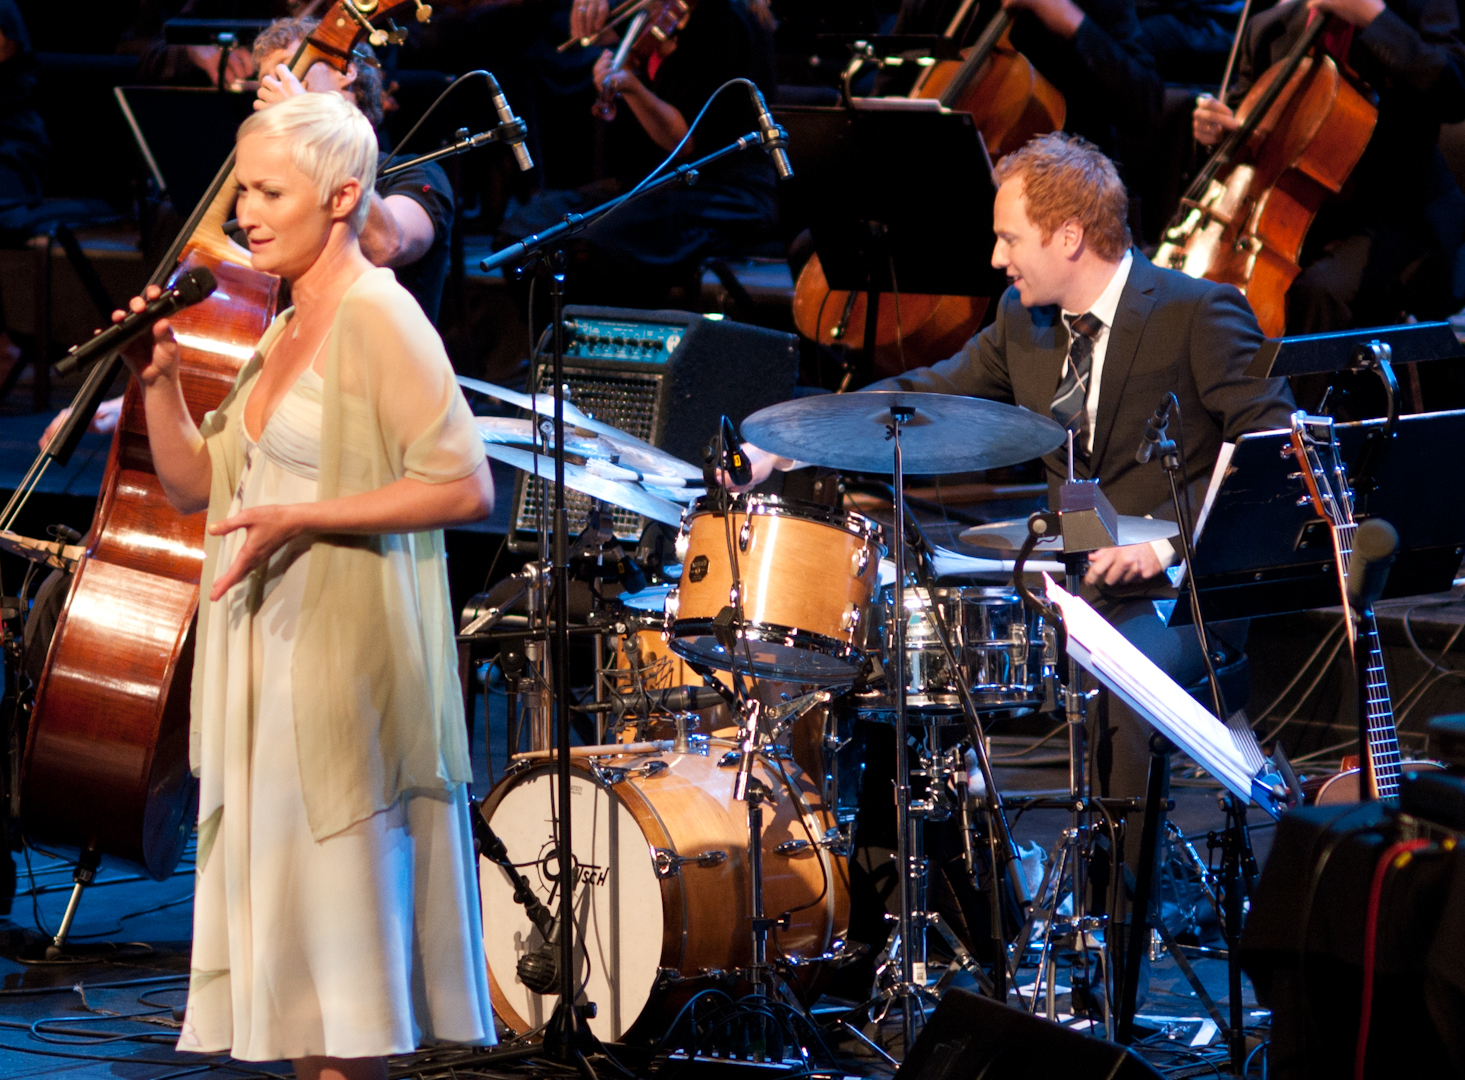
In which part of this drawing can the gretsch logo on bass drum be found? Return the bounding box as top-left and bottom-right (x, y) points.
(687, 555), (709, 582)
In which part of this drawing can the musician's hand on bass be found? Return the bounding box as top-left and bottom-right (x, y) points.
(571, 0), (612, 43)
(1306, 0), (1385, 27)
(1193, 94), (1238, 147)
(115, 287), (182, 389)
(1001, 0), (1086, 39)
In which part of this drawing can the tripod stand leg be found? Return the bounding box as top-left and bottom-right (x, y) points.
(1117, 734), (1173, 1043)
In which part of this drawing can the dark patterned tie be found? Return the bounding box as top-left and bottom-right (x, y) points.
(1050, 311), (1105, 454)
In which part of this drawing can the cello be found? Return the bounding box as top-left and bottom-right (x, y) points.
(790, 0), (1065, 380)
(1153, 13), (1376, 337)
(10, 0), (427, 882)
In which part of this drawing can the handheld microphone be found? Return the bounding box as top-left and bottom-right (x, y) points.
(1135, 392), (1177, 464)
(746, 85), (793, 180)
(56, 267), (217, 378)
(720, 415), (752, 487)
(1346, 517), (1398, 613)
(485, 72), (534, 173)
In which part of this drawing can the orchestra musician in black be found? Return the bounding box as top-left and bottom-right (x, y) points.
(1193, 0), (1465, 333)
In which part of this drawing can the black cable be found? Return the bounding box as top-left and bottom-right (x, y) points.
(379, 70), (495, 175)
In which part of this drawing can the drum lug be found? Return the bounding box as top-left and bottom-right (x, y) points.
(656, 967), (686, 987)
(664, 587), (679, 620)
(738, 520), (752, 552)
(851, 545), (871, 578)
(674, 529), (690, 562)
(595, 759), (669, 786)
(652, 847), (728, 877)
(840, 605), (862, 632)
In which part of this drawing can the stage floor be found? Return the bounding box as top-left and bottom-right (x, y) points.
(0, 687), (1266, 1080)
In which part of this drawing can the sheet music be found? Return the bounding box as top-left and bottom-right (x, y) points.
(1045, 576), (1279, 817)
(1171, 440), (1235, 589)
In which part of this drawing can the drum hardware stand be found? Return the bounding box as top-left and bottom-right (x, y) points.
(1006, 480), (1116, 1032)
(902, 514), (1037, 1004)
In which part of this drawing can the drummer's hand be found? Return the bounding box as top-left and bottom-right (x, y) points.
(115, 287), (182, 387)
(1307, 0), (1384, 26)
(718, 442), (787, 493)
(1002, 0), (1086, 38)
(571, 0), (611, 43)
(1085, 542), (1163, 587)
(207, 504), (306, 600)
(39, 395), (123, 449)
(1193, 94), (1238, 147)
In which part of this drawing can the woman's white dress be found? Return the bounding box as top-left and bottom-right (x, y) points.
(178, 365), (495, 1061)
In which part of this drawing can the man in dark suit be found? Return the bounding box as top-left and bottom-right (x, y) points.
(738, 132), (1293, 899)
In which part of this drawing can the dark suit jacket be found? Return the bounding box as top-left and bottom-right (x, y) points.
(868, 251), (1297, 525)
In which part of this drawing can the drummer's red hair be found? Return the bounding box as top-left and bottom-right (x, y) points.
(994, 133), (1131, 262)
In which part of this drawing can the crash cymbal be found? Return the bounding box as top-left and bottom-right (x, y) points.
(740, 392), (1066, 476)
(958, 514), (1180, 552)
(479, 441), (689, 527)
(459, 376), (701, 481)
(475, 417), (703, 493)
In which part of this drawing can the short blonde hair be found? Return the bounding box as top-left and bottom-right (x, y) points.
(238, 91), (377, 231)
(993, 133), (1131, 261)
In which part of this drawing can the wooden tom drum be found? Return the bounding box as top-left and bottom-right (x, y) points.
(667, 495), (883, 683)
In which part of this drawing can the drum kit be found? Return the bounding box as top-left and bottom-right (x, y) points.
(461, 377), (1176, 1059)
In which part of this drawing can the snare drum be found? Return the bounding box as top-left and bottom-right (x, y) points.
(668, 495), (884, 683)
(479, 743), (850, 1042)
(961, 586), (1046, 712)
(858, 585), (1046, 718)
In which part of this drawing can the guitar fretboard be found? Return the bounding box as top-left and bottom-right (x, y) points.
(1335, 521), (1402, 802)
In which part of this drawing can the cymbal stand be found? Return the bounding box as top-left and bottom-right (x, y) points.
(1007, 513), (1112, 1035)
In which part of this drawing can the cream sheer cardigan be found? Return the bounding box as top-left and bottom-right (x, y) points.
(190, 267), (482, 841)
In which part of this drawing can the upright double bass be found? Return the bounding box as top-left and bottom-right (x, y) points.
(791, 0), (1065, 379)
(15, 1), (426, 880)
(1154, 14), (1376, 337)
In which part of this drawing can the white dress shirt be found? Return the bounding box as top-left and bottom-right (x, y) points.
(1058, 251), (1175, 569)
(1060, 249), (1133, 456)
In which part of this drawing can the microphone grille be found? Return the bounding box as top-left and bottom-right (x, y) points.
(1353, 517), (1399, 563)
(175, 266), (218, 305)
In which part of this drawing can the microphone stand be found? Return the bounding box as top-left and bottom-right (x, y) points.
(484, 128), (787, 1076)
(378, 118), (529, 178)
(1136, 404), (1252, 1075)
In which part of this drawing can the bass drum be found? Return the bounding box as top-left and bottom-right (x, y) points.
(479, 742), (849, 1043)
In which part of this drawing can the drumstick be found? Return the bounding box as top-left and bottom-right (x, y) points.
(513, 740), (674, 761)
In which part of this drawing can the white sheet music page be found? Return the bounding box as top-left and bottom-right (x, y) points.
(1044, 575), (1266, 810)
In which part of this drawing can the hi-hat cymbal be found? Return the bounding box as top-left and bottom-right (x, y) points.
(479, 441), (689, 527)
(458, 376), (701, 480)
(740, 392), (1066, 476)
(958, 514), (1180, 552)
(475, 417), (702, 495)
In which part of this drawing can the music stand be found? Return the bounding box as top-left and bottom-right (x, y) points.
(115, 87), (257, 211)
(772, 102), (1004, 384)
(1171, 409), (1465, 626)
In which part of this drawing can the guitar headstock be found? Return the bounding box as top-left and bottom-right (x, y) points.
(1288, 410), (1355, 530)
(303, 0), (432, 68)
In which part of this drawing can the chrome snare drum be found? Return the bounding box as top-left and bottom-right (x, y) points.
(858, 585), (1048, 718)
(668, 495), (884, 683)
(960, 586), (1046, 713)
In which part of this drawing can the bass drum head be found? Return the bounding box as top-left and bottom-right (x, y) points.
(479, 768), (664, 1042)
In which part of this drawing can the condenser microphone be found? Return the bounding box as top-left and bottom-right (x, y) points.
(747, 84), (792, 180)
(485, 72), (534, 172)
(1135, 392), (1177, 464)
(56, 267), (217, 377)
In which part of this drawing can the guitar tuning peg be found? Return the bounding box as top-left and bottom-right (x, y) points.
(385, 19), (407, 44)
(369, 28), (388, 45)
(414, 0), (433, 21)
(1296, 495), (1312, 507)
